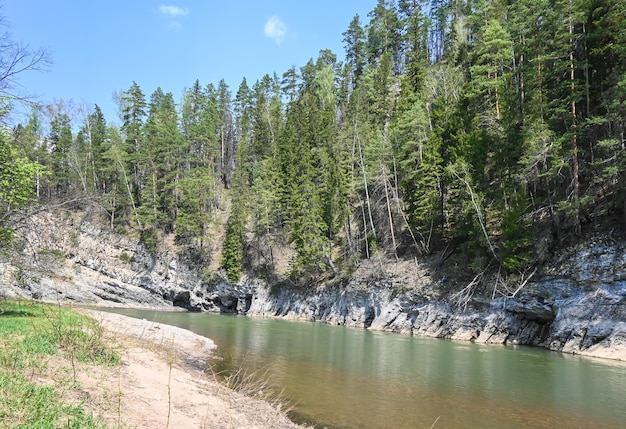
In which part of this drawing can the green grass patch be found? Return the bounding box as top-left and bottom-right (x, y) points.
(0, 299), (120, 428)
(0, 373), (108, 428)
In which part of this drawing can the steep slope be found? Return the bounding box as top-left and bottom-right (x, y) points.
(1, 209), (625, 361)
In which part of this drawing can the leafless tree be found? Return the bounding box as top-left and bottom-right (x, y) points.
(0, 11), (51, 104)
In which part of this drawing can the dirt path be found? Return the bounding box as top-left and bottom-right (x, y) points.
(77, 309), (304, 429)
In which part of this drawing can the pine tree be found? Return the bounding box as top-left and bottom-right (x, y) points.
(366, 0), (403, 70)
(13, 107), (46, 200)
(100, 125), (134, 228)
(201, 83), (224, 175)
(280, 67), (301, 103)
(222, 210), (245, 283)
(343, 15), (367, 88)
(76, 105), (107, 193)
(222, 138), (250, 282)
(118, 81), (147, 219)
(465, 9), (521, 224)
(47, 110), (74, 198)
(423, 63), (466, 240)
(469, 17), (512, 125)
(181, 80), (208, 171)
(398, 0), (430, 93)
(247, 75), (284, 268)
(277, 61), (335, 278)
(141, 89), (182, 232)
(8, 0), (626, 283)
(583, 0), (626, 224)
(175, 167), (214, 247)
(218, 80), (235, 188)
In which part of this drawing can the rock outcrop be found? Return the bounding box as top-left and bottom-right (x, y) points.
(236, 272), (626, 361)
(1, 211), (625, 361)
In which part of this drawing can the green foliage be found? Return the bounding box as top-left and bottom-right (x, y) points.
(343, 14), (366, 86)
(0, 373), (109, 429)
(500, 192), (534, 271)
(0, 300), (118, 428)
(174, 167), (215, 245)
(12, 0), (626, 282)
(69, 230), (79, 247)
(119, 252), (131, 263)
(394, 98), (442, 232)
(0, 130), (42, 246)
(38, 248), (65, 259)
(0, 139), (38, 207)
(222, 214), (244, 283)
(140, 227), (160, 254)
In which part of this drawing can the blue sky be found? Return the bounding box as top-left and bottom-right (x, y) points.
(5, 1), (377, 126)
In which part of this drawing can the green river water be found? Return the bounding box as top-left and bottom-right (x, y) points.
(105, 308), (626, 429)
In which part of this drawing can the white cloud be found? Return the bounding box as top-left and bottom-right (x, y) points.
(159, 5), (190, 17)
(264, 16), (286, 45)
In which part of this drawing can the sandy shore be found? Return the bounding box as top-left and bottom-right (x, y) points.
(76, 309), (304, 429)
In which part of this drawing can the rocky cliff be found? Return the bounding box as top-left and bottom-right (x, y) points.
(236, 240), (626, 361)
(1, 210), (625, 361)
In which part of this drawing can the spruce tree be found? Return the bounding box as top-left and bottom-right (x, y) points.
(393, 98), (441, 248)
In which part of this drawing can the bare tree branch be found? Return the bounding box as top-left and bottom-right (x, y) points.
(0, 11), (52, 106)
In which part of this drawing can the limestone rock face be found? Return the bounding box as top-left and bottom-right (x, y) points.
(219, 238), (626, 360)
(1, 211), (199, 309)
(2, 212), (625, 361)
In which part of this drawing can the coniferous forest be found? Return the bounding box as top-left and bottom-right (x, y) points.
(3, 0), (626, 284)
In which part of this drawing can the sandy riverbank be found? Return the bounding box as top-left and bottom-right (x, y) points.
(76, 309), (304, 429)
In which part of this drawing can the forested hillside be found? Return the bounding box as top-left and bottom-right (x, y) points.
(3, 0), (626, 285)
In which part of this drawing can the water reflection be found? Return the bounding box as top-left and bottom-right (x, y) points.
(103, 308), (626, 429)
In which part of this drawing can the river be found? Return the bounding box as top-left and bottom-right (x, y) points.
(104, 308), (626, 429)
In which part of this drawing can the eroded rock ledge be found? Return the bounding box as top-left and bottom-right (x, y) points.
(1, 212), (625, 361)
